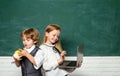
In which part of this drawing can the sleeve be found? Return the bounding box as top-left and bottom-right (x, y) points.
(40, 44), (59, 70)
(43, 59), (59, 71)
(34, 49), (44, 69)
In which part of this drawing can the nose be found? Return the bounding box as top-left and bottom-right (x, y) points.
(23, 40), (27, 44)
(55, 36), (58, 41)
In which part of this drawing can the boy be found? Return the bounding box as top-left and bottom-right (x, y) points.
(13, 28), (43, 76)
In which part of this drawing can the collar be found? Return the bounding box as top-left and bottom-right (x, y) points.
(44, 43), (55, 47)
(24, 45), (35, 53)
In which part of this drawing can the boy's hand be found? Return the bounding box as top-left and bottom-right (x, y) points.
(13, 49), (22, 61)
(20, 49), (28, 57)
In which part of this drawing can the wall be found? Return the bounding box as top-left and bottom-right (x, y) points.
(0, 56), (120, 76)
(0, 0), (120, 56)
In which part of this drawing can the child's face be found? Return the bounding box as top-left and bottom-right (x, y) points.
(22, 35), (35, 49)
(46, 29), (60, 44)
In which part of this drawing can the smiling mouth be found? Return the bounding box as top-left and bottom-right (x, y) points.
(24, 44), (27, 47)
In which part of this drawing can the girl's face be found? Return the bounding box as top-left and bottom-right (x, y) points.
(22, 35), (35, 49)
(45, 29), (60, 45)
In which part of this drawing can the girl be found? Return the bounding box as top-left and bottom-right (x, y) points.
(13, 28), (43, 76)
(40, 24), (68, 76)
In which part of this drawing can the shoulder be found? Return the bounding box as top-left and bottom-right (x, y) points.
(39, 44), (48, 52)
(39, 44), (45, 49)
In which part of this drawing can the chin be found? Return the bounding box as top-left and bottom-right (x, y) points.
(52, 42), (57, 45)
(25, 47), (30, 49)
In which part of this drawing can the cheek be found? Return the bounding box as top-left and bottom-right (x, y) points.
(29, 41), (34, 45)
(23, 41), (25, 44)
(48, 34), (53, 39)
(52, 36), (56, 40)
(55, 38), (59, 42)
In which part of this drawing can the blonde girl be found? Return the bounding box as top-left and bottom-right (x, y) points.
(40, 24), (68, 76)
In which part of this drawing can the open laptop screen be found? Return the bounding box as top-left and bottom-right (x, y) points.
(59, 44), (84, 68)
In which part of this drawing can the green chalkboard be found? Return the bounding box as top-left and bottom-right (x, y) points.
(0, 0), (120, 56)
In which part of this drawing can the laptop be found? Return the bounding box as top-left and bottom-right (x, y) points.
(59, 44), (84, 69)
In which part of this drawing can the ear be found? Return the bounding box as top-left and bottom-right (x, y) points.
(34, 41), (37, 44)
(45, 32), (49, 37)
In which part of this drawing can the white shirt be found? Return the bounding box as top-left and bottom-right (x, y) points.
(40, 43), (68, 76)
(24, 45), (44, 69)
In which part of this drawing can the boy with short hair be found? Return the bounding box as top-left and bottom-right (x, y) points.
(13, 28), (43, 76)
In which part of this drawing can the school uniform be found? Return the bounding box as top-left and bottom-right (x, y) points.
(40, 43), (68, 76)
(20, 45), (44, 76)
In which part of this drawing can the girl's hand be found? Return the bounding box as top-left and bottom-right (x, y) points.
(58, 51), (67, 64)
(61, 51), (66, 57)
(57, 56), (64, 64)
(77, 62), (82, 67)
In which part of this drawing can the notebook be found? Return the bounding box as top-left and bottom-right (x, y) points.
(59, 44), (84, 68)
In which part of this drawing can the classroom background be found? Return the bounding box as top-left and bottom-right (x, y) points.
(0, 0), (120, 76)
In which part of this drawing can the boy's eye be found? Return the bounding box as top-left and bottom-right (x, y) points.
(22, 39), (25, 41)
(27, 39), (30, 41)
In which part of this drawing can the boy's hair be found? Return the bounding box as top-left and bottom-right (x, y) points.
(42, 24), (62, 52)
(21, 28), (40, 45)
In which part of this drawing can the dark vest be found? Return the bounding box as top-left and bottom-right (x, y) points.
(20, 46), (42, 76)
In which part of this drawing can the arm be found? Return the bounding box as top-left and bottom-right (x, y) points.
(34, 49), (44, 69)
(43, 51), (66, 70)
(21, 50), (36, 66)
(13, 51), (22, 67)
(13, 56), (21, 67)
(43, 59), (59, 71)
(21, 49), (44, 69)
(57, 51), (66, 64)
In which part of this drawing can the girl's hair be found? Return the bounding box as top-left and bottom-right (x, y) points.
(21, 28), (40, 45)
(42, 24), (62, 52)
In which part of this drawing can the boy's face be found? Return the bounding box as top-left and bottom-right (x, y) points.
(22, 35), (35, 49)
(45, 29), (60, 44)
